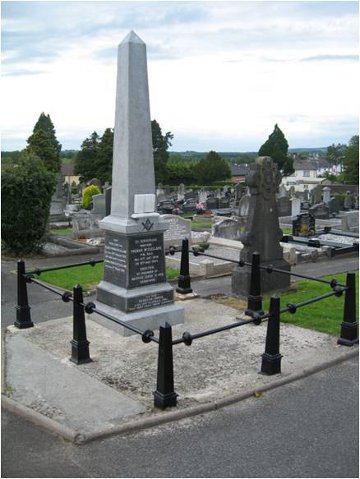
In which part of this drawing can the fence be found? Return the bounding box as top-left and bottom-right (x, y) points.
(15, 238), (358, 409)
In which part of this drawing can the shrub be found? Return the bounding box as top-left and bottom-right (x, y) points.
(1, 153), (56, 255)
(82, 184), (101, 209)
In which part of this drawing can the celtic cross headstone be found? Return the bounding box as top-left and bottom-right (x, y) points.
(232, 156), (290, 295)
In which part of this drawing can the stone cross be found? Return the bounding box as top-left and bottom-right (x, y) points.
(232, 157), (290, 296)
(95, 31), (184, 335)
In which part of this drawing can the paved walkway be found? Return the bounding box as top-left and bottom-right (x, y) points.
(2, 252), (358, 443)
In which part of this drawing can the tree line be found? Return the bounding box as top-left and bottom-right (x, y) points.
(74, 120), (232, 186)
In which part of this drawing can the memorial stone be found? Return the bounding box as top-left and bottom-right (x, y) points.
(309, 203), (330, 219)
(89, 178), (102, 191)
(292, 213), (315, 237)
(91, 193), (106, 218)
(212, 217), (241, 240)
(344, 191), (353, 210)
(219, 197), (230, 208)
(341, 211), (359, 233)
(328, 197), (340, 216)
(232, 157), (290, 296)
(322, 187), (331, 204)
(206, 197), (219, 210)
(105, 186), (112, 216)
(277, 196), (291, 216)
(162, 214), (191, 249)
(291, 197), (301, 217)
(238, 194), (250, 217)
(95, 31), (184, 335)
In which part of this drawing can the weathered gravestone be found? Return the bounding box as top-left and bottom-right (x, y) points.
(206, 197), (219, 210)
(292, 212), (315, 237)
(344, 191), (353, 210)
(212, 217), (241, 240)
(309, 203), (330, 219)
(91, 193), (106, 218)
(50, 173), (66, 219)
(328, 197), (340, 216)
(291, 196), (301, 217)
(341, 211), (359, 233)
(232, 157), (291, 296)
(238, 194), (250, 217)
(162, 214), (191, 249)
(218, 197), (230, 208)
(89, 178), (102, 191)
(95, 31), (184, 335)
(277, 196), (291, 217)
(322, 186), (331, 204)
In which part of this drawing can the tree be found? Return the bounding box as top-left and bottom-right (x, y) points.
(26, 113), (62, 173)
(74, 132), (100, 181)
(1, 153), (55, 255)
(151, 119), (173, 184)
(95, 128), (114, 183)
(326, 143), (347, 172)
(166, 159), (197, 185)
(195, 150), (231, 185)
(343, 135), (359, 184)
(258, 124), (293, 176)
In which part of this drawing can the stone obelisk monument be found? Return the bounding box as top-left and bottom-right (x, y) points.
(95, 31), (184, 335)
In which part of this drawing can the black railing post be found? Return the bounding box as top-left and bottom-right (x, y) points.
(14, 260), (34, 329)
(261, 295), (282, 375)
(153, 322), (177, 409)
(338, 272), (358, 346)
(176, 238), (193, 294)
(245, 252), (264, 318)
(70, 284), (91, 364)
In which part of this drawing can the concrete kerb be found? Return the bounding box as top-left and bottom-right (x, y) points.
(2, 347), (357, 445)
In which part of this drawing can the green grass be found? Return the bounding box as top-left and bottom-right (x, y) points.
(263, 271), (358, 336)
(191, 221), (212, 229)
(49, 229), (73, 235)
(281, 227), (292, 235)
(36, 263), (180, 293)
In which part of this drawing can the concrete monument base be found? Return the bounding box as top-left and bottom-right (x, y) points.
(232, 258), (291, 297)
(89, 301), (184, 337)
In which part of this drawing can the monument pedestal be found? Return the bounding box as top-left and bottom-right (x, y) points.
(95, 215), (184, 336)
(232, 258), (291, 297)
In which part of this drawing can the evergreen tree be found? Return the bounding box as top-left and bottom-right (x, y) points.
(26, 113), (62, 173)
(152, 119), (173, 184)
(195, 150), (231, 185)
(258, 124), (293, 176)
(74, 132), (100, 181)
(343, 135), (359, 184)
(95, 128), (114, 183)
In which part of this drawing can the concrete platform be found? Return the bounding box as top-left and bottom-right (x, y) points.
(3, 298), (357, 444)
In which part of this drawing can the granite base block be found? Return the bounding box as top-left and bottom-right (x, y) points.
(232, 259), (291, 297)
(88, 301), (185, 337)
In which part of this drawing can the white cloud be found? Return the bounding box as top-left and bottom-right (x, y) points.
(1, 1), (358, 151)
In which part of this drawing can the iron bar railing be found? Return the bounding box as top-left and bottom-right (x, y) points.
(14, 243), (358, 410)
(26, 259), (104, 276)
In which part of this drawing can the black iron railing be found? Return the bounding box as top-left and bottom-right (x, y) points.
(14, 238), (358, 410)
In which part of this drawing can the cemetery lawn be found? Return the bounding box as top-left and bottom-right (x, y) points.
(49, 229), (73, 235)
(35, 264), (180, 293)
(263, 271), (359, 336)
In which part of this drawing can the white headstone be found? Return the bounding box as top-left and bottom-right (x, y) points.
(291, 197), (301, 217)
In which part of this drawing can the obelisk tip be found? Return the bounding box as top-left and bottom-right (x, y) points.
(120, 30), (145, 45)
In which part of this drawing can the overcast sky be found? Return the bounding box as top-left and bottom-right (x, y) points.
(1, 1), (359, 152)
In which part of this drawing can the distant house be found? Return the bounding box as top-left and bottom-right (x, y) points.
(282, 159), (328, 192)
(61, 164), (80, 186)
(230, 164), (249, 182)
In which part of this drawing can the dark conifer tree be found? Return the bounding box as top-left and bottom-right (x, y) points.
(258, 124), (293, 176)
